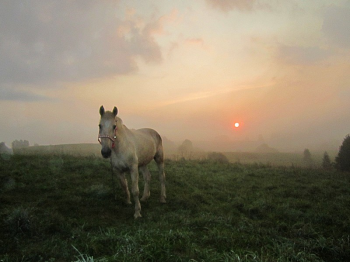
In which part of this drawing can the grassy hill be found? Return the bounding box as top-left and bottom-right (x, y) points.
(1, 153), (349, 261)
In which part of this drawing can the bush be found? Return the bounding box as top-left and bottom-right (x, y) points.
(178, 139), (193, 159)
(207, 152), (229, 163)
(335, 134), (350, 172)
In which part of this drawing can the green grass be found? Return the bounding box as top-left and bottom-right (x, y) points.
(1, 154), (350, 261)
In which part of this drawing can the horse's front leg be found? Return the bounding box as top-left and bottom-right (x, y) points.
(115, 169), (131, 205)
(139, 165), (151, 201)
(130, 164), (142, 218)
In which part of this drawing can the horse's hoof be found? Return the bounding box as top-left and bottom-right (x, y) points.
(134, 213), (142, 219)
(140, 197), (149, 202)
(160, 198), (166, 203)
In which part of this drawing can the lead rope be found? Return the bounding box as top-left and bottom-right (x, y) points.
(98, 126), (118, 198)
(111, 127), (117, 199)
(110, 164), (116, 200)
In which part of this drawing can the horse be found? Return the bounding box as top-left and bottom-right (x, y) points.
(98, 106), (166, 218)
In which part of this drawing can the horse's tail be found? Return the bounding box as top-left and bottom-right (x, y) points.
(154, 132), (164, 162)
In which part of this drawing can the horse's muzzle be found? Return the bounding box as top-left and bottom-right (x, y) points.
(101, 148), (111, 158)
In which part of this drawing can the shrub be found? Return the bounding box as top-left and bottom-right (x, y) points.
(178, 139), (193, 159)
(207, 152), (229, 163)
(335, 134), (350, 172)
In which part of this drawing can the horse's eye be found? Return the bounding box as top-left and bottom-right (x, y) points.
(98, 124), (102, 129)
(113, 125), (117, 130)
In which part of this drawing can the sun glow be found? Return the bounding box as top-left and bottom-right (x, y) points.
(234, 122), (240, 128)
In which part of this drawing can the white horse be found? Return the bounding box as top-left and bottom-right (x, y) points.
(98, 106), (166, 218)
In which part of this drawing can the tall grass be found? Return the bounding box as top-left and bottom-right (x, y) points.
(1, 154), (349, 261)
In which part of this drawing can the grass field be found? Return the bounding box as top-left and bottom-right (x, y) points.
(1, 153), (350, 261)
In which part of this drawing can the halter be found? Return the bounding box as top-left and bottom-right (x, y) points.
(98, 126), (117, 148)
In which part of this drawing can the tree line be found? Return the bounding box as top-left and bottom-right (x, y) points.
(300, 134), (350, 171)
(3, 134), (350, 172)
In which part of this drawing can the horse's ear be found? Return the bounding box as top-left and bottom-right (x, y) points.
(99, 106), (105, 116)
(113, 107), (118, 116)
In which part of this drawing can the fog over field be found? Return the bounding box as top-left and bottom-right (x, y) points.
(1, 1), (349, 152)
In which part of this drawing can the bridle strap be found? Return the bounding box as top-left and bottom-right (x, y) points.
(98, 127), (117, 148)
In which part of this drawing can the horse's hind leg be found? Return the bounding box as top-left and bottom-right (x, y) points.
(154, 148), (166, 203)
(139, 166), (151, 201)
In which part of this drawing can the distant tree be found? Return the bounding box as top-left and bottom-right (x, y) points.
(178, 139), (193, 159)
(335, 134), (350, 172)
(0, 142), (13, 154)
(303, 148), (313, 167)
(322, 151), (332, 169)
(255, 143), (278, 153)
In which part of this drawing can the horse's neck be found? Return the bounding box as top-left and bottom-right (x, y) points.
(115, 125), (132, 149)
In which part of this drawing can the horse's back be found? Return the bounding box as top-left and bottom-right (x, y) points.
(130, 128), (163, 165)
(136, 128), (162, 144)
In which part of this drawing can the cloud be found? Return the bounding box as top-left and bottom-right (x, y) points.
(204, 0), (258, 12)
(185, 38), (205, 46)
(322, 5), (350, 48)
(0, 1), (163, 88)
(0, 85), (52, 102)
(276, 44), (332, 65)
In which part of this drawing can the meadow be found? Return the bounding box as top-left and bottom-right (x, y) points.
(1, 152), (350, 261)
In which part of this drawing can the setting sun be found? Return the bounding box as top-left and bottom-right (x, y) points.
(234, 122), (240, 128)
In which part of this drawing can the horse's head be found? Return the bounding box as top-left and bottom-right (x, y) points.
(98, 105), (119, 158)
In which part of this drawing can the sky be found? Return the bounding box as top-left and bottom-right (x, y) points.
(1, 0), (350, 152)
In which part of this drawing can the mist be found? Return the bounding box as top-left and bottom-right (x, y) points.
(1, 1), (349, 153)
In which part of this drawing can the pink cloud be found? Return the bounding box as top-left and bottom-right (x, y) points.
(185, 38), (205, 46)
